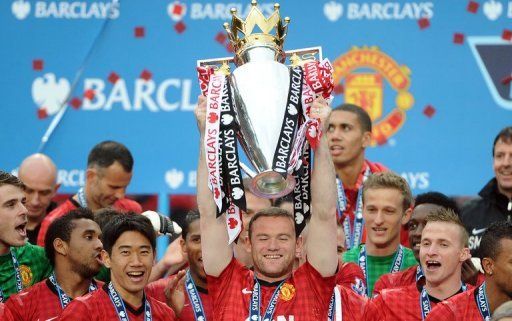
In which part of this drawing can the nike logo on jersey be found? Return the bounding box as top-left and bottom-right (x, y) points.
(241, 288), (252, 294)
(472, 227), (487, 235)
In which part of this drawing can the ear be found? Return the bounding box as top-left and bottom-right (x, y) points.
(180, 237), (187, 255)
(101, 250), (111, 269)
(401, 207), (413, 225)
(481, 257), (494, 276)
(53, 238), (68, 257)
(460, 248), (471, 262)
(53, 183), (61, 195)
(361, 131), (372, 148)
(86, 168), (97, 184)
(243, 235), (252, 254)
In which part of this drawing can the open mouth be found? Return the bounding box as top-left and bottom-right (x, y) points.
(263, 254), (283, 260)
(127, 271), (145, 282)
(425, 260), (442, 271)
(15, 222), (27, 237)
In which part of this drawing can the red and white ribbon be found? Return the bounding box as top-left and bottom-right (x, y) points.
(225, 203), (242, 244)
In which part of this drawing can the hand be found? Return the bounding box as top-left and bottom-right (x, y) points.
(195, 95), (207, 134)
(162, 236), (187, 270)
(462, 259), (479, 285)
(309, 97), (331, 133)
(164, 270), (187, 317)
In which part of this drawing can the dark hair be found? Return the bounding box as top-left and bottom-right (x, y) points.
(87, 141), (134, 172)
(425, 208), (469, 247)
(44, 208), (95, 267)
(414, 192), (460, 215)
(181, 209), (200, 240)
(94, 208), (122, 233)
(248, 207), (294, 240)
(493, 126), (512, 156)
(480, 221), (512, 260)
(102, 213), (156, 255)
(331, 103), (372, 133)
(0, 171), (25, 190)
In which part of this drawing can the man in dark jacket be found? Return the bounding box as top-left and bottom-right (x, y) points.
(461, 126), (512, 256)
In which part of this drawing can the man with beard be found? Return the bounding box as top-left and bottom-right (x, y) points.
(37, 140), (142, 246)
(58, 214), (175, 320)
(146, 210), (213, 320)
(195, 96), (339, 320)
(0, 171), (51, 302)
(462, 127), (512, 256)
(373, 192), (461, 294)
(5, 208), (103, 320)
(17, 153), (59, 244)
(362, 208), (472, 321)
(425, 221), (512, 321)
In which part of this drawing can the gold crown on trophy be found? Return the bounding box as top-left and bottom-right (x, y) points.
(223, 0), (290, 61)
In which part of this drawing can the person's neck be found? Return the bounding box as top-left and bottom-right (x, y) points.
(497, 184), (512, 200)
(335, 155), (365, 189)
(0, 243), (10, 256)
(112, 278), (144, 309)
(54, 264), (92, 298)
(27, 216), (44, 230)
(365, 237), (400, 256)
(487, 280), (512, 314)
(254, 269), (291, 284)
(190, 268), (207, 289)
(425, 271), (463, 300)
(79, 185), (101, 211)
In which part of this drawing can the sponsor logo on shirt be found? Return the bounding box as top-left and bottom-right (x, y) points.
(472, 227), (487, 235)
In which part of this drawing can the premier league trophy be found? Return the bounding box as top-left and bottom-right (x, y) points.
(197, 0), (333, 242)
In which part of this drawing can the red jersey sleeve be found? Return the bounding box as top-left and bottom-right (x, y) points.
(57, 298), (91, 321)
(114, 198), (142, 214)
(0, 303), (15, 321)
(362, 294), (385, 321)
(339, 285), (368, 321)
(424, 301), (456, 321)
(336, 262), (367, 296)
(145, 276), (170, 303)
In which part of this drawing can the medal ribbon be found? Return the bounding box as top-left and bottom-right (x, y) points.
(249, 279), (284, 321)
(420, 282), (468, 320)
(49, 273), (97, 309)
(474, 282), (491, 321)
(77, 187), (87, 208)
(416, 265), (425, 283)
(339, 167), (371, 250)
(327, 286), (343, 321)
(291, 142), (311, 236)
(0, 250), (23, 302)
(107, 282), (152, 321)
(184, 270), (206, 321)
(358, 245), (404, 296)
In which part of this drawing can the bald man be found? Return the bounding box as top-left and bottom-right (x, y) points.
(18, 154), (59, 244)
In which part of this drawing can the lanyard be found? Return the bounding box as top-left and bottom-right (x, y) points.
(338, 167), (370, 249)
(77, 187), (87, 208)
(420, 282), (468, 320)
(416, 265), (425, 283)
(474, 283), (491, 321)
(249, 278), (284, 321)
(107, 282), (152, 321)
(185, 270), (206, 321)
(48, 273), (97, 309)
(358, 245), (404, 296)
(0, 250), (23, 302)
(327, 286), (343, 321)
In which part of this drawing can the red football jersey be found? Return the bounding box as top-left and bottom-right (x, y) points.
(5, 278), (102, 321)
(145, 274), (213, 321)
(334, 285), (368, 321)
(336, 262), (366, 295)
(425, 286), (484, 321)
(373, 265), (419, 295)
(206, 258), (336, 321)
(0, 302), (14, 321)
(58, 284), (176, 321)
(37, 197), (142, 246)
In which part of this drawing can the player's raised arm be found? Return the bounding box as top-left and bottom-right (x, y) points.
(305, 97), (338, 276)
(195, 95), (233, 277)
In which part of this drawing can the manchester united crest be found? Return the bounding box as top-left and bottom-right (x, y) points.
(279, 282), (296, 301)
(332, 46), (414, 145)
(19, 265), (33, 288)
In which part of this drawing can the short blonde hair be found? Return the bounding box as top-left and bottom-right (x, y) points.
(425, 208), (469, 247)
(363, 172), (413, 211)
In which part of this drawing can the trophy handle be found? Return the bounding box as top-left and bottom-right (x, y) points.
(196, 46), (323, 73)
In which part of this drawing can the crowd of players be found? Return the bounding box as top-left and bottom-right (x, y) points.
(0, 96), (511, 321)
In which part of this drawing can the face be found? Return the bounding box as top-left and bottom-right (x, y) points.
(103, 231), (154, 298)
(494, 139), (512, 197)
(486, 238), (512, 298)
(337, 225), (346, 258)
(88, 162), (132, 209)
(182, 220), (205, 282)
(65, 219), (103, 278)
(326, 110), (370, 167)
(363, 188), (411, 250)
(18, 169), (57, 220)
(0, 185), (28, 252)
(247, 216), (301, 281)
(420, 221), (469, 286)
(408, 204), (442, 260)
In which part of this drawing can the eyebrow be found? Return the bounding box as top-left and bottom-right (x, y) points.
(117, 245), (152, 250)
